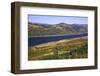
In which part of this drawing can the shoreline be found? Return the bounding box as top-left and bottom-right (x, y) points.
(31, 36), (87, 48)
(28, 33), (87, 38)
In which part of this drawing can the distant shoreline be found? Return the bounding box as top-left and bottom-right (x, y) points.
(28, 33), (87, 38)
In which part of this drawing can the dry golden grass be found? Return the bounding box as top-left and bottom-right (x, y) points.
(28, 38), (88, 60)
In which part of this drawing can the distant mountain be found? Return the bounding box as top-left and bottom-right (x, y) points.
(28, 22), (88, 36)
(29, 22), (52, 27)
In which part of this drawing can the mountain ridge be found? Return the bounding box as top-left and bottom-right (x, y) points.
(28, 22), (88, 36)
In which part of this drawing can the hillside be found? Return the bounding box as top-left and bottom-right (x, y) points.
(28, 22), (87, 36)
(28, 38), (88, 60)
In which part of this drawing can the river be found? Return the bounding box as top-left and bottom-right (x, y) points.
(28, 33), (87, 47)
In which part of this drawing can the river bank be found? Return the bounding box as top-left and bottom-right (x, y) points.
(28, 33), (87, 47)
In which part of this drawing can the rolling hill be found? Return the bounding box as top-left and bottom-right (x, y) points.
(28, 22), (87, 36)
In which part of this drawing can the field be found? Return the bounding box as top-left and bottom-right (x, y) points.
(28, 37), (88, 60)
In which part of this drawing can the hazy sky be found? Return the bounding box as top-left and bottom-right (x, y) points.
(28, 15), (88, 24)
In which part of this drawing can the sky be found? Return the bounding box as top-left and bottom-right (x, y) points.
(28, 15), (88, 25)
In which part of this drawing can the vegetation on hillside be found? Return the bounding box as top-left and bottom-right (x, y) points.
(28, 23), (87, 36)
(28, 38), (88, 60)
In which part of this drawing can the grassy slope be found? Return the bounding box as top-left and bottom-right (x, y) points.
(28, 38), (88, 60)
(28, 23), (87, 36)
